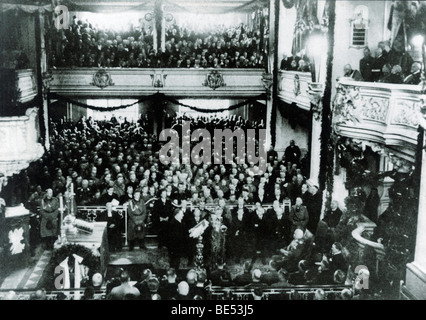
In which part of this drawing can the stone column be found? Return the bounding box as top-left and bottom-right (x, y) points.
(405, 125), (426, 299)
(309, 111), (322, 187)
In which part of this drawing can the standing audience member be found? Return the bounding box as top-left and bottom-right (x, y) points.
(152, 189), (173, 248)
(364, 188), (380, 223)
(168, 208), (187, 270)
(322, 200), (342, 228)
(359, 47), (375, 81)
(39, 188), (60, 249)
(284, 140), (301, 167)
(127, 189), (148, 250)
(105, 202), (123, 252)
(289, 197), (309, 233)
(305, 185), (322, 234)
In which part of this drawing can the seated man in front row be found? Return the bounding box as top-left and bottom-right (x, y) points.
(272, 228), (307, 273)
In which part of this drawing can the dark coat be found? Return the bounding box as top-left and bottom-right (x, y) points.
(403, 71), (422, 85)
(266, 209), (291, 251)
(127, 199), (147, 240)
(306, 192), (322, 233)
(152, 198), (173, 224)
(228, 207), (251, 256)
(328, 252), (348, 274)
(360, 56), (375, 82)
(289, 204), (309, 231)
(40, 196), (60, 238)
(322, 208), (343, 228)
(167, 217), (188, 257)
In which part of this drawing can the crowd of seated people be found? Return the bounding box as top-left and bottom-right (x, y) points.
(280, 39), (423, 86)
(16, 111), (373, 299)
(54, 16), (266, 69)
(279, 50), (311, 72)
(0, 264), (357, 300)
(162, 23), (266, 69)
(347, 40), (423, 85)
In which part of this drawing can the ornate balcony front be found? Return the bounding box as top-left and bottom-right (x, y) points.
(278, 70), (314, 111)
(50, 68), (265, 98)
(333, 78), (424, 162)
(0, 107), (44, 177)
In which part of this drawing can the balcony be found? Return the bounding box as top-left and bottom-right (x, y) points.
(278, 70), (314, 111)
(333, 79), (424, 159)
(0, 107), (44, 177)
(351, 217), (385, 276)
(49, 68), (265, 98)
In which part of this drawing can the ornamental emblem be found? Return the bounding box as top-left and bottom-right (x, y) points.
(9, 227), (25, 255)
(294, 74), (301, 96)
(151, 73), (167, 88)
(91, 69), (115, 89)
(203, 70), (226, 90)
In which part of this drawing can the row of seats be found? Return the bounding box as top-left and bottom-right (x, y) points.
(0, 284), (353, 300)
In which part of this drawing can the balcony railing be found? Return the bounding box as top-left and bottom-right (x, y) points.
(351, 216), (385, 276)
(333, 78), (424, 160)
(0, 107), (44, 177)
(278, 70), (314, 111)
(50, 68), (265, 98)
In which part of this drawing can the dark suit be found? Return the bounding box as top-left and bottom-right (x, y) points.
(289, 204), (309, 232)
(285, 145), (301, 166)
(266, 209), (290, 253)
(127, 199), (147, 249)
(233, 271), (252, 286)
(252, 193), (268, 205)
(322, 208), (343, 228)
(306, 192), (322, 234)
(328, 252), (347, 273)
(168, 217), (187, 270)
(345, 69), (363, 81)
(360, 56), (375, 82)
(103, 209), (124, 252)
(228, 207), (251, 261)
(183, 211), (203, 264)
(152, 198), (173, 247)
(371, 54), (388, 81)
(403, 71), (422, 85)
(248, 210), (268, 263)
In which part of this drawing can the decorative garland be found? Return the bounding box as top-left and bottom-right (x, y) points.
(49, 243), (101, 288)
(318, 0), (336, 210)
(154, 0), (163, 53)
(270, 0), (281, 147)
(50, 92), (267, 114)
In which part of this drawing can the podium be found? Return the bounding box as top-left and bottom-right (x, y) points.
(1, 205), (31, 272)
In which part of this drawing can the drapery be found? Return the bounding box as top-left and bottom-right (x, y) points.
(0, 3), (52, 13)
(50, 92), (267, 113)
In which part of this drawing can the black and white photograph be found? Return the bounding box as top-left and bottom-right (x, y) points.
(0, 0), (425, 303)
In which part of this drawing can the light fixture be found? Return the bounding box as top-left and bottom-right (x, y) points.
(412, 35), (424, 48)
(307, 33), (327, 60)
